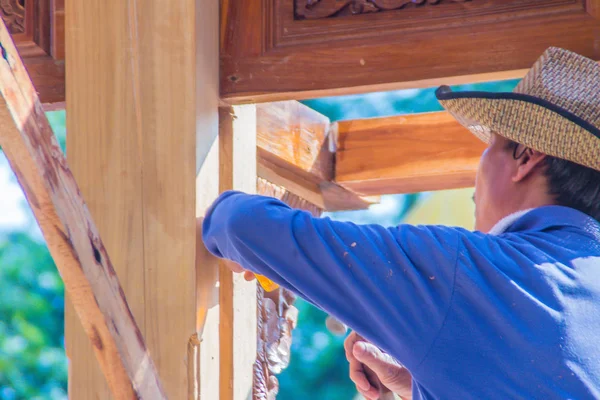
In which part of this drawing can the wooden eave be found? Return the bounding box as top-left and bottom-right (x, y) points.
(5, 1), (600, 107)
(220, 0), (600, 104)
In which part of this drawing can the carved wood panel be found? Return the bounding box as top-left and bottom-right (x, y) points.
(255, 287), (298, 400)
(221, 0), (600, 103)
(0, 0), (25, 33)
(296, 0), (470, 20)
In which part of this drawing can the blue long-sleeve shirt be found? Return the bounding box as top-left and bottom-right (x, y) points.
(202, 191), (600, 399)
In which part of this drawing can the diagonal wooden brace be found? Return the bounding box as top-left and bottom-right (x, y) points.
(0, 19), (166, 400)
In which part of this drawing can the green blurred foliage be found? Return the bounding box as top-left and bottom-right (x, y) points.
(0, 233), (67, 400)
(45, 111), (67, 152)
(301, 79), (519, 121)
(278, 301), (357, 400)
(0, 111), (67, 400)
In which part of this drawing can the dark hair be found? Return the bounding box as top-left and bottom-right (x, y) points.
(506, 141), (600, 221)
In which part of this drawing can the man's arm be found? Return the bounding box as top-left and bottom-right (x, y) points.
(202, 191), (461, 369)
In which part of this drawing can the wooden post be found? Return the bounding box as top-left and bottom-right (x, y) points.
(219, 106), (258, 400)
(193, 0), (221, 397)
(0, 19), (165, 400)
(335, 112), (487, 195)
(194, 126), (220, 400)
(256, 101), (378, 211)
(65, 0), (197, 398)
(50, 0), (65, 60)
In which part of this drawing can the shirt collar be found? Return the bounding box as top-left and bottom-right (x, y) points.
(490, 206), (600, 238)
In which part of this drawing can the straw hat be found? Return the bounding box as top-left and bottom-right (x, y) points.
(436, 47), (600, 172)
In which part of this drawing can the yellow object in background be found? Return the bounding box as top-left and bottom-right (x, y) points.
(403, 188), (476, 230)
(256, 274), (279, 292)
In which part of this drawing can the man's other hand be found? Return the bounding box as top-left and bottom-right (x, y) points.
(344, 331), (413, 400)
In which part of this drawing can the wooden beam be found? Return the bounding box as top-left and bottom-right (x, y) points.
(227, 69), (528, 105)
(257, 177), (322, 217)
(51, 0), (65, 60)
(587, 0), (600, 20)
(20, 52), (64, 104)
(42, 101), (65, 112)
(219, 105), (258, 400)
(0, 22), (165, 399)
(257, 101), (378, 211)
(335, 112), (487, 196)
(257, 101), (333, 182)
(65, 0), (196, 398)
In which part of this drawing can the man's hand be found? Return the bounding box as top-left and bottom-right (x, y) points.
(344, 331), (413, 400)
(225, 263), (257, 282)
(221, 259), (255, 281)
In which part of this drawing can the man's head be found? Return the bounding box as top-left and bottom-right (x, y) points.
(474, 133), (600, 233)
(435, 47), (600, 232)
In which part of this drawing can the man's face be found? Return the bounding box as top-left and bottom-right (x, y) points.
(474, 133), (517, 233)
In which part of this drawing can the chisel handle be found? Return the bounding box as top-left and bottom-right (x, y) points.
(255, 274), (279, 292)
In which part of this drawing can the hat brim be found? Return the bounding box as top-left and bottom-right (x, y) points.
(435, 86), (600, 172)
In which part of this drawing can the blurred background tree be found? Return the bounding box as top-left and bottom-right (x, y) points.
(0, 232), (67, 400)
(0, 81), (514, 399)
(0, 111), (67, 400)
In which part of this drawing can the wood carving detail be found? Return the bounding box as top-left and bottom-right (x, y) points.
(0, 0), (25, 33)
(255, 287), (298, 400)
(296, 0), (470, 19)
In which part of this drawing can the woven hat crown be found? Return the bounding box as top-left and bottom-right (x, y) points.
(515, 47), (600, 131)
(436, 46), (600, 171)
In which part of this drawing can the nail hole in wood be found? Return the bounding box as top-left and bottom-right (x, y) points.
(91, 239), (102, 264)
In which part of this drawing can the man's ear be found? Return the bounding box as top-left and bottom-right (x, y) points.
(512, 149), (547, 183)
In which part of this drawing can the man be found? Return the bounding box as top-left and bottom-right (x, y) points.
(203, 47), (600, 399)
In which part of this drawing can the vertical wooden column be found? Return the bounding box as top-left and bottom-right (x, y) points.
(193, 0), (221, 398)
(218, 106), (258, 400)
(194, 132), (220, 399)
(192, 106), (257, 400)
(51, 0), (65, 60)
(65, 0), (196, 398)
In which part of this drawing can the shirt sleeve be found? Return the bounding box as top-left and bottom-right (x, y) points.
(202, 191), (461, 369)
